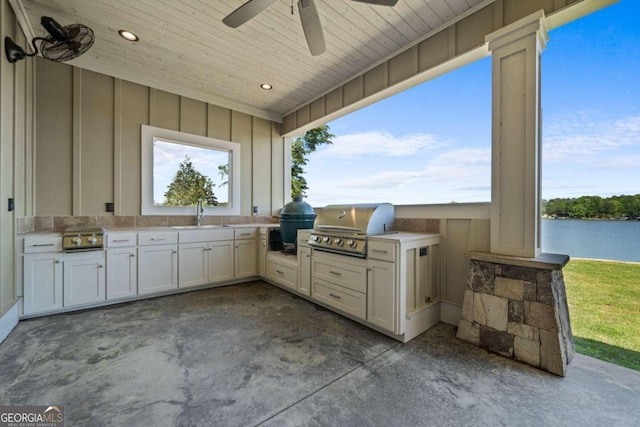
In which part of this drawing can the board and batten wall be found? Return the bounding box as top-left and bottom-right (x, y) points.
(0, 0), (33, 326)
(35, 58), (287, 218)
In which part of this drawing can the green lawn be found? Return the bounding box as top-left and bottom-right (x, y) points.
(563, 259), (640, 371)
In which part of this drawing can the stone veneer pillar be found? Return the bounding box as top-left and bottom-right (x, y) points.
(457, 252), (574, 376)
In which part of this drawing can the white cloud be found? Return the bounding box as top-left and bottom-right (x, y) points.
(318, 131), (448, 158)
(305, 146), (491, 206)
(544, 115), (640, 161)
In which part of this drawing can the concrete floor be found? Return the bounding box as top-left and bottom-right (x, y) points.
(0, 281), (638, 427)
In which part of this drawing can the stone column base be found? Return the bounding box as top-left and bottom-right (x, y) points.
(457, 252), (574, 376)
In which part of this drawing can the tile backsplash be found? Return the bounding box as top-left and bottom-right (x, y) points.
(17, 215), (279, 233)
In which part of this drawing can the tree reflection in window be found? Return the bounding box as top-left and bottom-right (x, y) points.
(153, 139), (228, 207)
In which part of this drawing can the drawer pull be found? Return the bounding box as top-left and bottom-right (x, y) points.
(329, 270), (342, 276)
(329, 293), (341, 299)
(172, 250), (177, 254)
(130, 253), (136, 258)
(276, 270), (284, 275)
(98, 264), (104, 268)
(372, 249), (388, 254)
(240, 232), (251, 236)
(150, 238), (165, 241)
(31, 243), (55, 247)
(54, 259), (61, 264)
(112, 239), (130, 243)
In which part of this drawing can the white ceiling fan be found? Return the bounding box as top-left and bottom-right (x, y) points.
(223, 0), (399, 56)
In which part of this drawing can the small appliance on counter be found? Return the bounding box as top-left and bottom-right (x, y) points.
(279, 197), (316, 254)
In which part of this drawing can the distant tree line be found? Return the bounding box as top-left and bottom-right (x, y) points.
(543, 195), (640, 219)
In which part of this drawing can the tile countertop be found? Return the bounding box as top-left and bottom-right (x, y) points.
(368, 232), (440, 243)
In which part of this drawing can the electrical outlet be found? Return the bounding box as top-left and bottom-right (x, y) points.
(106, 202), (114, 212)
(8, 198), (14, 212)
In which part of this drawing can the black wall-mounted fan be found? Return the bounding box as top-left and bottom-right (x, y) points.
(223, 0), (398, 56)
(5, 16), (94, 63)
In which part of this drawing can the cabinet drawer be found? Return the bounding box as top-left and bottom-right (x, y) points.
(137, 231), (178, 245)
(24, 235), (62, 253)
(367, 240), (396, 262)
(312, 258), (366, 293)
(266, 259), (297, 290)
(312, 278), (366, 320)
(106, 233), (137, 247)
(235, 228), (257, 240)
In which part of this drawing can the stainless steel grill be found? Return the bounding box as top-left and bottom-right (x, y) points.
(62, 226), (104, 251)
(308, 203), (394, 257)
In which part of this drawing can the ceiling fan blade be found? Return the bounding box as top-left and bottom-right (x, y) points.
(351, 0), (398, 5)
(298, 0), (325, 56)
(223, 0), (278, 28)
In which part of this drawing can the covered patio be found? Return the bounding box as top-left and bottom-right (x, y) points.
(0, 0), (635, 423)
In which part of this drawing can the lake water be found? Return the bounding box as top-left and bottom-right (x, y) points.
(541, 219), (640, 262)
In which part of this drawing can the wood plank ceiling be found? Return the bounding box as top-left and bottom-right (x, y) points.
(12, 0), (486, 121)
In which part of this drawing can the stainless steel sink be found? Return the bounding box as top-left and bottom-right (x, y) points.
(170, 225), (222, 229)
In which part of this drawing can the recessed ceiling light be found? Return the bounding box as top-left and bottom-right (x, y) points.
(118, 30), (139, 42)
(260, 83), (273, 90)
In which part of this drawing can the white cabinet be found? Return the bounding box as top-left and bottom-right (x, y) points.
(235, 240), (256, 278)
(367, 257), (396, 332)
(234, 228), (257, 279)
(63, 252), (106, 307)
(138, 232), (178, 295)
(178, 240), (235, 287)
(367, 233), (440, 341)
(106, 233), (137, 299)
(297, 230), (312, 296)
(257, 228), (268, 277)
(311, 251), (367, 320)
(297, 246), (312, 296)
(178, 242), (209, 288)
(23, 235), (106, 314)
(177, 229), (235, 287)
(266, 253), (298, 290)
(209, 240), (234, 282)
(23, 252), (63, 315)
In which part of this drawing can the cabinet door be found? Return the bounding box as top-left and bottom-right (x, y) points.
(178, 242), (209, 288)
(107, 248), (137, 299)
(209, 240), (234, 283)
(367, 259), (396, 332)
(138, 244), (178, 294)
(297, 246), (312, 296)
(23, 253), (63, 314)
(63, 257), (106, 307)
(235, 239), (257, 279)
(258, 238), (267, 277)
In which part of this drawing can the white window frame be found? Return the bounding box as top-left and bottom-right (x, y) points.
(141, 125), (241, 215)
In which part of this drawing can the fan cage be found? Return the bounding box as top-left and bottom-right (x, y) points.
(40, 24), (94, 62)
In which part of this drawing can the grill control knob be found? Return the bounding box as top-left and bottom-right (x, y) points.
(335, 238), (343, 246)
(310, 235), (319, 242)
(347, 240), (356, 248)
(72, 235), (82, 245)
(87, 234), (98, 244)
(323, 237), (332, 244)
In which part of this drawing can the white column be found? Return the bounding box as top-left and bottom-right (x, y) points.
(486, 11), (548, 258)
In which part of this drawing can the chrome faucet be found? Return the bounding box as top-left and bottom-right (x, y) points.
(196, 199), (205, 226)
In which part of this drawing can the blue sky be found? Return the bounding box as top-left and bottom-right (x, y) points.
(303, 0), (639, 207)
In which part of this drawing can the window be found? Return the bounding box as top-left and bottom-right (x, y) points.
(141, 125), (241, 215)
